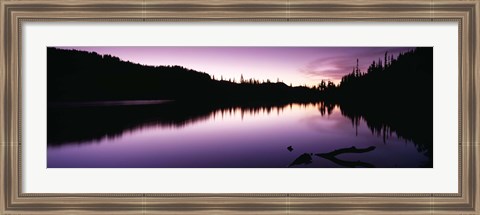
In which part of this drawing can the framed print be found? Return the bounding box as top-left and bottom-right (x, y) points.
(1, 0), (479, 214)
(45, 46), (432, 169)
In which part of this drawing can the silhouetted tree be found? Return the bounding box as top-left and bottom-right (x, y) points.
(384, 51), (388, 67)
(319, 80), (327, 91)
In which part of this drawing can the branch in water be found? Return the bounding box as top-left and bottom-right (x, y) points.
(315, 146), (376, 168)
(317, 146), (376, 157)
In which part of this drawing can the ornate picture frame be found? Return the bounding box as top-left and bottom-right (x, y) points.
(1, 0), (478, 214)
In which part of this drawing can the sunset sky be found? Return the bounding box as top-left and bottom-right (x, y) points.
(56, 47), (413, 86)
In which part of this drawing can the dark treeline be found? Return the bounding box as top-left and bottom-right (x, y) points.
(47, 48), (320, 103)
(319, 48), (432, 106)
(319, 47), (433, 162)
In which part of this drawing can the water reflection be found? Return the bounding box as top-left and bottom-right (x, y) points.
(47, 100), (432, 168)
(48, 101), (320, 146)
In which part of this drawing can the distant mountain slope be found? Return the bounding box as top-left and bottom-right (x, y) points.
(47, 48), (320, 103)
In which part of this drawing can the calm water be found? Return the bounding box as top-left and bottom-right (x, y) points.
(47, 101), (431, 168)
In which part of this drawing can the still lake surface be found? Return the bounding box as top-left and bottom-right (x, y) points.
(47, 101), (431, 168)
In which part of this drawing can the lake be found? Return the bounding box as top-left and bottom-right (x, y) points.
(47, 101), (432, 168)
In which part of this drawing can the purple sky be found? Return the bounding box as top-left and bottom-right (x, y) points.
(56, 46), (413, 86)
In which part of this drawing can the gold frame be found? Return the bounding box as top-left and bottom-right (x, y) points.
(1, 0), (479, 214)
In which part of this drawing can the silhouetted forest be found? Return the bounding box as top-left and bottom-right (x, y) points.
(319, 48), (432, 106)
(47, 48), (320, 103)
(319, 47), (433, 162)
